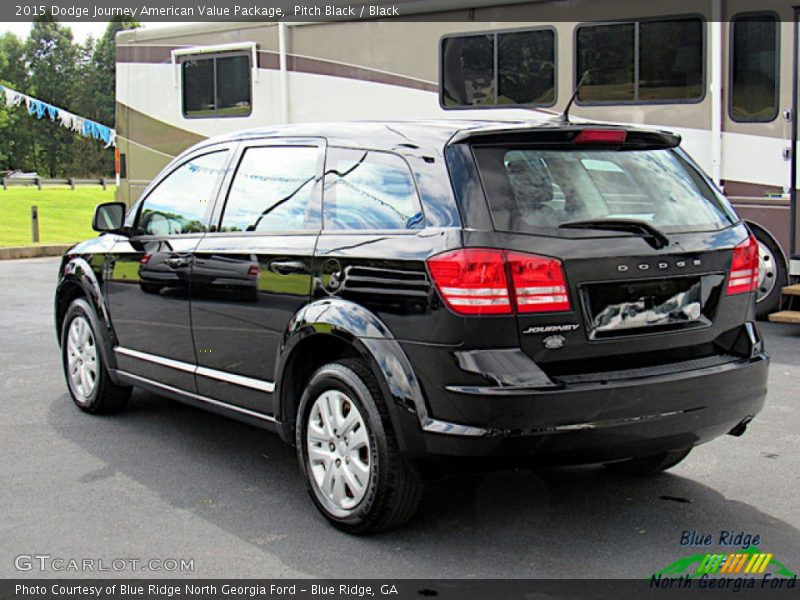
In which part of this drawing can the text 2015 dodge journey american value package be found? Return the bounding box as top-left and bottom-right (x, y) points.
(55, 120), (768, 533)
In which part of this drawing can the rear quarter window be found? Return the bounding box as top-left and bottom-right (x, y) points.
(322, 147), (424, 231)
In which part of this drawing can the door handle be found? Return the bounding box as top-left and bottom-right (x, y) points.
(269, 260), (305, 275)
(164, 256), (191, 269)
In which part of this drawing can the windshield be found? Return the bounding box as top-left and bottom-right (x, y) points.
(472, 146), (737, 235)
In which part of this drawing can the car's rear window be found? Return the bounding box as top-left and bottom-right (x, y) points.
(472, 147), (737, 235)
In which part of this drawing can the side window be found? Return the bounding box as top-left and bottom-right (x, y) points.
(323, 148), (424, 231)
(576, 18), (704, 103)
(442, 34), (495, 107)
(137, 151), (229, 236)
(730, 14), (779, 122)
(498, 30), (556, 106)
(220, 146), (320, 232)
(182, 53), (252, 118)
(441, 28), (556, 108)
(638, 19), (704, 101)
(576, 23), (635, 102)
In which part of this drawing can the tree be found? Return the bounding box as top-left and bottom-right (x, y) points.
(0, 32), (35, 172)
(0, 16), (139, 177)
(0, 32), (27, 86)
(90, 17), (139, 127)
(76, 17), (139, 175)
(66, 35), (104, 176)
(25, 14), (79, 177)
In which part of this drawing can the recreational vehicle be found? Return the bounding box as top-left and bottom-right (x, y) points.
(115, 0), (800, 319)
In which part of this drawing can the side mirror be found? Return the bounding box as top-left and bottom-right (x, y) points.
(93, 202), (127, 233)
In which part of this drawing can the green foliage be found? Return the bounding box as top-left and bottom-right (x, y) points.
(92, 17), (139, 126)
(0, 32), (27, 85)
(0, 15), (138, 178)
(26, 17), (79, 177)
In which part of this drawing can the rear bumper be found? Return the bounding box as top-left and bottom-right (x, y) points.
(415, 353), (768, 463)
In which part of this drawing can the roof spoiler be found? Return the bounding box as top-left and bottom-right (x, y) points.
(448, 125), (682, 149)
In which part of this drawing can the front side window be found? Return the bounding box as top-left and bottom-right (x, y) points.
(220, 146), (320, 232)
(137, 151), (229, 236)
(442, 28), (556, 108)
(183, 54), (251, 118)
(730, 14), (779, 122)
(577, 18), (704, 103)
(323, 148), (424, 231)
(473, 147), (736, 236)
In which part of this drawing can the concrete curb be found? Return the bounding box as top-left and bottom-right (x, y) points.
(0, 245), (71, 260)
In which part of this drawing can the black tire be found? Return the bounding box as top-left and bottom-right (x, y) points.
(295, 358), (422, 534)
(603, 447), (692, 477)
(61, 298), (131, 414)
(139, 282), (160, 295)
(750, 224), (787, 320)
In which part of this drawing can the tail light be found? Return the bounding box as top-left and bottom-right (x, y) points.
(426, 249), (511, 315)
(427, 248), (571, 315)
(726, 234), (759, 296)
(507, 252), (571, 313)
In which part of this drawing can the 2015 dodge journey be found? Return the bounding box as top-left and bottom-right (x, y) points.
(55, 120), (768, 533)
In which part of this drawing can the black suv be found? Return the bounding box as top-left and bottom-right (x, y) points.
(56, 120), (768, 533)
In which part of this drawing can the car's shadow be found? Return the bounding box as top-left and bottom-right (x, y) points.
(49, 389), (800, 579)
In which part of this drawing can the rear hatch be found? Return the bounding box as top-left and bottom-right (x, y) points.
(458, 127), (758, 379)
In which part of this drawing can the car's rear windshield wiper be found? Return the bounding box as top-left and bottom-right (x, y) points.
(559, 219), (670, 250)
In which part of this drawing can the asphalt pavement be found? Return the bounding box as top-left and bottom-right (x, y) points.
(1, 257), (799, 579)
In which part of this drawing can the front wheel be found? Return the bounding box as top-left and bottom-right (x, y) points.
(603, 447), (692, 476)
(296, 359), (422, 534)
(61, 298), (131, 414)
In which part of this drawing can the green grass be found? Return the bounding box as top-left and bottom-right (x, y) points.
(0, 186), (114, 247)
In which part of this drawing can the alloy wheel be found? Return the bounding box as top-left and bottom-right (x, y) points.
(66, 316), (98, 403)
(306, 389), (371, 510)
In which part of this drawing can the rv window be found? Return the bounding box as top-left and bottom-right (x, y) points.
(576, 23), (635, 102)
(577, 17), (704, 104)
(137, 150), (229, 236)
(498, 30), (556, 105)
(182, 53), (252, 118)
(730, 14), (779, 122)
(220, 146), (320, 232)
(322, 148), (424, 231)
(442, 34), (494, 107)
(216, 55), (252, 116)
(183, 59), (215, 117)
(441, 28), (556, 108)
(639, 20), (703, 101)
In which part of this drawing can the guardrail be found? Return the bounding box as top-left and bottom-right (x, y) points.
(2, 177), (109, 190)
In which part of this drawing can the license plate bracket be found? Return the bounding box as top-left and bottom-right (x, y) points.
(581, 275), (723, 339)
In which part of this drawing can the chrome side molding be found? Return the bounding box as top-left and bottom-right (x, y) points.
(115, 346), (195, 373)
(114, 346), (275, 393)
(196, 366), (275, 393)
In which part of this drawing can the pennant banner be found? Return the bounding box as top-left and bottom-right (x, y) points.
(0, 84), (116, 147)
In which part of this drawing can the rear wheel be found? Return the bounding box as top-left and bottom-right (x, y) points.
(296, 359), (422, 534)
(603, 447), (692, 476)
(750, 225), (787, 319)
(61, 298), (131, 414)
